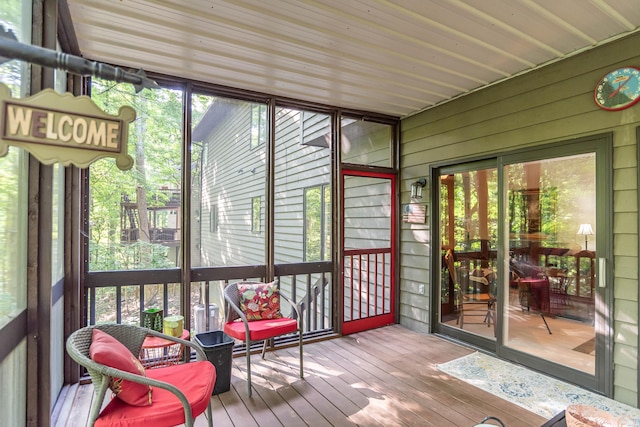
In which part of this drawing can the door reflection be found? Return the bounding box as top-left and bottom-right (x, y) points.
(440, 168), (498, 340)
(504, 153), (596, 374)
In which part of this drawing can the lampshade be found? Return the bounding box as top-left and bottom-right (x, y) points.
(577, 223), (594, 236)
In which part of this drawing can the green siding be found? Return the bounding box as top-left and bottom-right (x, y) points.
(400, 32), (640, 406)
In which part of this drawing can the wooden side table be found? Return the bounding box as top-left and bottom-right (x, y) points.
(139, 329), (190, 369)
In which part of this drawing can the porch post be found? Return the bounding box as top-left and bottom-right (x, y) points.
(26, 1), (57, 425)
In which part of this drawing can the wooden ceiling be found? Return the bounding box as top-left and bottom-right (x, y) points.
(63, 0), (640, 118)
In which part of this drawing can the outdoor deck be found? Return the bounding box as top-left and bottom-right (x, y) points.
(53, 325), (548, 427)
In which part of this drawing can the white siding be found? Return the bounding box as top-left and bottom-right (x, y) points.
(196, 104), (332, 268)
(274, 108), (331, 264)
(198, 101), (266, 267)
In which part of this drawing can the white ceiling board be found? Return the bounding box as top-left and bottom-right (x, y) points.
(64, 0), (640, 117)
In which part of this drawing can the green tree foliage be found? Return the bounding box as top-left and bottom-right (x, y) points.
(0, 1), (28, 319)
(305, 187), (321, 261)
(89, 79), (185, 271)
(441, 154), (595, 257)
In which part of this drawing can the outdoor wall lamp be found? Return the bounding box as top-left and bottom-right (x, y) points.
(410, 178), (426, 199)
(577, 223), (594, 251)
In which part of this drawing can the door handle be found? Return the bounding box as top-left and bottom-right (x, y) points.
(598, 258), (606, 288)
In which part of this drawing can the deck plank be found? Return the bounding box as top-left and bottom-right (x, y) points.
(325, 335), (465, 426)
(51, 383), (78, 426)
(54, 325), (549, 427)
(289, 347), (381, 426)
(64, 382), (93, 427)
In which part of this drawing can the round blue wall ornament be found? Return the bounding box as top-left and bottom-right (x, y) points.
(594, 66), (640, 111)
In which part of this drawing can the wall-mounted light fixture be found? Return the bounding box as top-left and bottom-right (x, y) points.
(577, 223), (594, 251)
(410, 178), (426, 199)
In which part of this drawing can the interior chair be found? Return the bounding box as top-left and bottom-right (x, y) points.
(547, 267), (570, 308)
(510, 259), (553, 334)
(223, 280), (303, 397)
(66, 323), (215, 427)
(468, 273), (497, 328)
(445, 250), (496, 332)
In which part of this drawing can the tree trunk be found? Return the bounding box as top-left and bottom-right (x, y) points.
(135, 96), (151, 269)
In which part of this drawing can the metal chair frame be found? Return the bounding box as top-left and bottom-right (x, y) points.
(223, 281), (303, 397)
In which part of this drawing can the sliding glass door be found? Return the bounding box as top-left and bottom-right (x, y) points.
(439, 164), (498, 342)
(435, 135), (611, 393)
(503, 153), (596, 375)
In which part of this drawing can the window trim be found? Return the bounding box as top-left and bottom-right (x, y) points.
(303, 184), (330, 261)
(250, 104), (267, 150)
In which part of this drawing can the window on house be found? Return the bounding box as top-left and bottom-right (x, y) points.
(250, 104), (267, 149)
(304, 185), (331, 261)
(252, 196), (261, 233)
(210, 205), (218, 233)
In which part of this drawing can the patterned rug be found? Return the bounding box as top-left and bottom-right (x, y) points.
(436, 351), (640, 425)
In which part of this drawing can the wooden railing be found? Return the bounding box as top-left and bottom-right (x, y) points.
(343, 248), (392, 322)
(83, 262), (333, 338)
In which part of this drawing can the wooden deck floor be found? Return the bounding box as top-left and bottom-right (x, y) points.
(53, 325), (549, 427)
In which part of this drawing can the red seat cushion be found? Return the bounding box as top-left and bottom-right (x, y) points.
(95, 361), (215, 427)
(224, 317), (298, 341)
(89, 329), (152, 406)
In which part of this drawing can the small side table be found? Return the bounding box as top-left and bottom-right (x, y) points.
(139, 329), (189, 369)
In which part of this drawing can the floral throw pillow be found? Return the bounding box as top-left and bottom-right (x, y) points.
(238, 282), (283, 321)
(89, 328), (153, 406)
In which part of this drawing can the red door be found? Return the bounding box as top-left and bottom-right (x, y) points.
(341, 170), (396, 335)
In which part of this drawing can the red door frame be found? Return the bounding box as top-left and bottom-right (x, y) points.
(341, 169), (396, 335)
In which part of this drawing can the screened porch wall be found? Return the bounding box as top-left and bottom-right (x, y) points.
(194, 101), (333, 309)
(399, 32), (640, 405)
(196, 102), (333, 267)
(195, 99), (267, 268)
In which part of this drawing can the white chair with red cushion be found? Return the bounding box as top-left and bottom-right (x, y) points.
(223, 280), (303, 397)
(65, 323), (215, 427)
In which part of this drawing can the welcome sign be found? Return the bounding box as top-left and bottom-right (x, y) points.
(0, 82), (135, 170)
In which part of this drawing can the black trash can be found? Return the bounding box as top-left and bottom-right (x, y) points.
(194, 331), (234, 395)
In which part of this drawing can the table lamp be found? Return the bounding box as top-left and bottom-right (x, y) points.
(577, 223), (594, 251)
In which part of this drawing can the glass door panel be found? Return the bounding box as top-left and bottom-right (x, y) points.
(439, 167), (498, 340)
(503, 153), (596, 374)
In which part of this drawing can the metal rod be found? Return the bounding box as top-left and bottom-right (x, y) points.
(0, 25), (158, 92)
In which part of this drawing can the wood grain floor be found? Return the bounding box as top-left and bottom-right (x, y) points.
(53, 325), (549, 427)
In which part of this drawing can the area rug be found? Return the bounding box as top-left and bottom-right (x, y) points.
(437, 351), (640, 425)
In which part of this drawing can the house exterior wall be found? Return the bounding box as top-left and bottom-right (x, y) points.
(274, 108), (331, 264)
(198, 105), (332, 267)
(399, 32), (640, 405)
(198, 102), (267, 267)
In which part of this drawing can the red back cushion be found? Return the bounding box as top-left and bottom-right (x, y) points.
(89, 328), (153, 406)
(238, 282), (283, 321)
